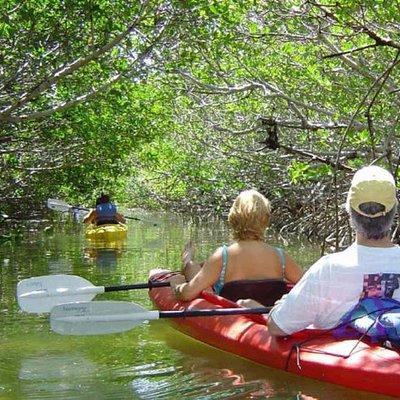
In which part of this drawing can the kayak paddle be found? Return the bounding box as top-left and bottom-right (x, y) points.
(46, 198), (157, 224)
(47, 198), (90, 213)
(17, 274), (170, 313)
(50, 300), (271, 335)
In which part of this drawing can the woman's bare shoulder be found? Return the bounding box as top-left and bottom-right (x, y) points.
(208, 245), (224, 263)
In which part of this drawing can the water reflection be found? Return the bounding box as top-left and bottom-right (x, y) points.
(19, 353), (97, 381)
(85, 247), (119, 268)
(1, 214), (392, 400)
(48, 259), (72, 274)
(128, 357), (313, 399)
(149, 324), (385, 400)
(18, 353), (133, 400)
(130, 367), (271, 399)
(84, 239), (127, 269)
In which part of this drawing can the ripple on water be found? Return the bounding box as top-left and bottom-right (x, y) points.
(113, 362), (177, 378)
(129, 360), (278, 399)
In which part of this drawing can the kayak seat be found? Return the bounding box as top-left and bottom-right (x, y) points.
(97, 220), (119, 226)
(219, 279), (289, 307)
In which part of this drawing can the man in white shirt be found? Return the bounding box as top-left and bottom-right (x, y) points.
(268, 165), (400, 336)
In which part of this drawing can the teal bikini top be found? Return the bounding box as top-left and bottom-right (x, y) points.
(213, 245), (286, 295)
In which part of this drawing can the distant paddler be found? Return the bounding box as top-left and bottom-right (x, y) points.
(83, 193), (126, 226)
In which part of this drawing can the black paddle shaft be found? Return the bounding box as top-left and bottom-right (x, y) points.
(159, 307), (271, 318)
(70, 205), (141, 221)
(104, 281), (170, 292)
(71, 206), (141, 221)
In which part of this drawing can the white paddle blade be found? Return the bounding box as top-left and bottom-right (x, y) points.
(17, 275), (100, 313)
(47, 198), (72, 212)
(50, 301), (160, 335)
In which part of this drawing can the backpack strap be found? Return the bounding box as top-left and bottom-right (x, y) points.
(214, 245), (228, 295)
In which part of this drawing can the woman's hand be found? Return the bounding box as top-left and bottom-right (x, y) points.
(169, 274), (187, 299)
(170, 274), (186, 287)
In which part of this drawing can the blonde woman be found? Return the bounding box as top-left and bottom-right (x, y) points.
(169, 189), (303, 306)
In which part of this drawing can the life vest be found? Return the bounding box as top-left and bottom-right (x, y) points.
(96, 202), (117, 224)
(335, 297), (400, 345)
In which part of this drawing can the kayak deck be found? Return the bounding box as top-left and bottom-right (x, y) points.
(148, 271), (400, 398)
(85, 223), (127, 241)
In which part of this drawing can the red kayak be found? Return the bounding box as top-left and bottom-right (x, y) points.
(149, 271), (400, 398)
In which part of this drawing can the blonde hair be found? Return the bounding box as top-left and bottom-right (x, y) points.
(228, 189), (271, 241)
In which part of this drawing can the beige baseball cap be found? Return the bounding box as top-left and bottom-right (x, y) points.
(346, 166), (398, 217)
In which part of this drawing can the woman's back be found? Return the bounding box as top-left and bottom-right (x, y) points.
(224, 241), (284, 282)
(223, 241), (301, 284)
(213, 241), (290, 306)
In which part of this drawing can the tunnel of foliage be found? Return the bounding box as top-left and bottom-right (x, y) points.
(1, 0), (400, 247)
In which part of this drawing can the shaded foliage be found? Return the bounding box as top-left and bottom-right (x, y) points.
(0, 0), (183, 231)
(2, 1), (400, 248)
(130, 0), (400, 247)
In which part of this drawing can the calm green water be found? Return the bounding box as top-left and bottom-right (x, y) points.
(0, 213), (393, 399)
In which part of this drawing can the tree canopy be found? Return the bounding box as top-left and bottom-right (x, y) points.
(2, 1), (400, 246)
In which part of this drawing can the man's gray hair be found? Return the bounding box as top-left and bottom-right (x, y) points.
(350, 202), (397, 240)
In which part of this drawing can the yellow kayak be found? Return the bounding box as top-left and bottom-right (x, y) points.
(85, 223), (127, 241)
